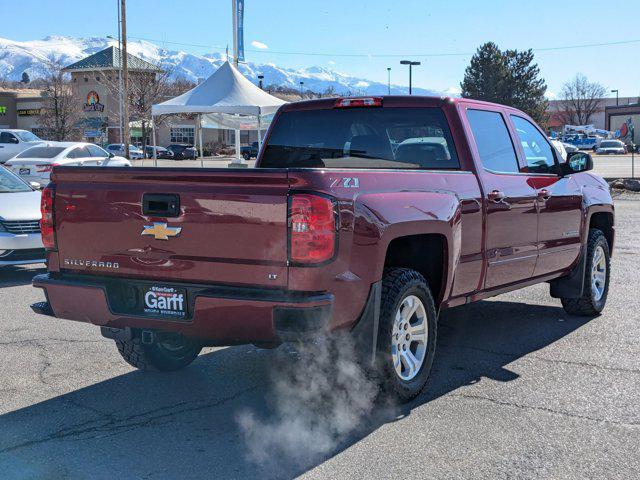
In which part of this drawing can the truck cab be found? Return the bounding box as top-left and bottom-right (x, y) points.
(0, 129), (44, 163)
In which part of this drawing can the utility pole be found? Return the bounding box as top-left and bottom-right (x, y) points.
(387, 67), (391, 95)
(611, 89), (619, 106)
(121, 0), (130, 159)
(400, 60), (421, 95)
(232, 0), (239, 67)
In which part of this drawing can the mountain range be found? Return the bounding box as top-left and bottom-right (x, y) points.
(0, 35), (439, 96)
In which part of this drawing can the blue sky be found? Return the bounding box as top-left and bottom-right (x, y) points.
(4, 0), (640, 97)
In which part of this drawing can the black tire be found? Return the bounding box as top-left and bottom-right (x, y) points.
(242, 152), (251, 160)
(375, 268), (437, 402)
(561, 229), (611, 316)
(116, 335), (202, 372)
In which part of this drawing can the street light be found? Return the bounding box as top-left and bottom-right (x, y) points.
(257, 74), (264, 90)
(611, 89), (619, 106)
(299, 81), (304, 98)
(400, 60), (421, 95)
(107, 34), (124, 143)
(387, 67), (391, 95)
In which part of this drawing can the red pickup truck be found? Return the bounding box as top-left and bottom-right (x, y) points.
(31, 96), (614, 401)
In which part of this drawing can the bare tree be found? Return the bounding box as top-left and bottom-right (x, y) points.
(556, 74), (606, 126)
(37, 58), (82, 141)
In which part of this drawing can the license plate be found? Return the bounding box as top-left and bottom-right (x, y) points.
(19, 168), (30, 175)
(141, 285), (188, 320)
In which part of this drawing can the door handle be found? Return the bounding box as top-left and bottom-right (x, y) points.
(537, 189), (551, 201)
(487, 190), (506, 203)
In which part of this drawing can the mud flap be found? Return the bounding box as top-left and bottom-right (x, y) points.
(350, 281), (382, 366)
(549, 248), (587, 299)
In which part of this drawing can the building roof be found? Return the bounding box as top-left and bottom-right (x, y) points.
(63, 46), (162, 73)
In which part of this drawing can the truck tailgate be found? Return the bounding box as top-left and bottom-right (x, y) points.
(51, 167), (290, 288)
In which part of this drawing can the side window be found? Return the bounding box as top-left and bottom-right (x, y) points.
(467, 110), (519, 173)
(510, 116), (556, 174)
(87, 145), (107, 157)
(66, 147), (87, 159)
(0, 132), (18, 144)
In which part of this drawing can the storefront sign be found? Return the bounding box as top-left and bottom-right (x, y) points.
(83, 91), (104, 112)
(17, 108), (41, 116)
(0, 106), (6, 116)
(84, 129), (103, 138)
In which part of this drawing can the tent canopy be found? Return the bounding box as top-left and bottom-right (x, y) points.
(151, 61), (286, 117)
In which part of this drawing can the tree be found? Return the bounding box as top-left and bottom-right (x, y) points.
(21, 71), (30, 84)
(37, 59), (82, 141)
(461, 42), (548, 125)
(556, 74), (606, 126)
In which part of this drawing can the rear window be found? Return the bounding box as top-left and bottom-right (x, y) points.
(600, 141), (622, 148)
(16, 147), (66, 159)
(260, 107), (459, 170)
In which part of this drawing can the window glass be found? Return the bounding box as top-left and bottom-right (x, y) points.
(17, 147), (65, 158)
(14, 131), (41, 142)
(467, 110), (519, 173)
(0, 167), (31, 193)
(66, 147), (88, 159)
(511, 115), (556, 174)
(170, 127), (195, 145)
(261, 107), (459, 170)
(0, 132), (18, 144)
(87, 145), (108, 157)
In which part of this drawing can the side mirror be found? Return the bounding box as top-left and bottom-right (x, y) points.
(108, 152), (115, 158)
(561, 151), (593, 175)
(29, 181), (42, 190)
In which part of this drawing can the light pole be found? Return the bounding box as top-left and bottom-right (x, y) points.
(107, 34), (124, 144)
(299, 81), (304, 98)
(400, 60), (421, 95)
(387, 67), (391, 95)
(258, 74), (264, 90)
(611, 89), (619, 106)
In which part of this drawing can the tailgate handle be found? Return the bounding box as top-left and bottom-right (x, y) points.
(142, 193), (180, 217)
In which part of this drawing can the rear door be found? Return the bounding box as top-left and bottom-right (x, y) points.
(52, 168), (290, 288)
(465, 107), (539, 289)
(509, 115), (582, 276)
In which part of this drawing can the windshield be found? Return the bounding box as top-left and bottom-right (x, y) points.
(260, 107), (459, 170)
(0, 167), (31, 193)
(14, 131), (42, 142)
(600, 141), (622, 148)
(17, 146), (66, 159)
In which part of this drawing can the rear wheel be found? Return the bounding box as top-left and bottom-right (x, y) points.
(376, 268), (437, 402)
(561, 229), (610, 316)
(116, 334), (202, 371)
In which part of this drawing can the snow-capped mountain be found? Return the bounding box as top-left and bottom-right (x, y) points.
(0, 35), (438, 96)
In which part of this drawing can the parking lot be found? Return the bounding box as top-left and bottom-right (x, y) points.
(0, 195), (637, 479)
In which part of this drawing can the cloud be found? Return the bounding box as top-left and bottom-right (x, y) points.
(251, 40), (268, 50)
(445, 86), (462, 96)
(327, 60), (336, 65)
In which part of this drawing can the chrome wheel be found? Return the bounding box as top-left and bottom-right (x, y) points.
(391, 295), (428, 381)
(591, 245), (607, 301)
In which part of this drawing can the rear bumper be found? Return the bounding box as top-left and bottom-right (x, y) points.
(31, 273), (333, 344)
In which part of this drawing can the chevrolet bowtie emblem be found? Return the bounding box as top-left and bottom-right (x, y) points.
(141, 222), (182, 241)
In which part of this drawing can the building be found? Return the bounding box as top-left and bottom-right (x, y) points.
(605, 104), (640, 143)
(548, 96), (639, 132)
(0, 88), (46, 136)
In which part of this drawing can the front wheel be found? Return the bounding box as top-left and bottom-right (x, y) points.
(561, 229), (611, 316)
(116, 334), (202, 371)
(376, 268), (437, 402)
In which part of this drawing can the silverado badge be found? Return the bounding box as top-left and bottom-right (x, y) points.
(141, 222), (182, 241)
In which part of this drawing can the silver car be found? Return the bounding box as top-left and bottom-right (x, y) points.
(0, 166), (44, 266)
(596, 140), (626, 155)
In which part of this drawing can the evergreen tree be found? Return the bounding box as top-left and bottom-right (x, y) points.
(461, 42), (548, 125)
(21, 71), (30, 84)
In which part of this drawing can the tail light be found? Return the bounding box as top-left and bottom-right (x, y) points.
(335, 97), (383, 108)
(40, 185), (56, 250)
(36, 163), (58, 173)
(288, 193), (337, 264)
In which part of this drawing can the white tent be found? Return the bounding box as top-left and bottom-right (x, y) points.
(151, 61), (286, 165)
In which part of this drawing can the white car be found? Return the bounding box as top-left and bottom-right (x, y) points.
(551, 140), (568, 161)
(106, 143), (144, 159)
(0, 166), (45, 266)
(596, 140), (626, 155)
(0, 129), (45, 164)
(5, 142), (131, 186)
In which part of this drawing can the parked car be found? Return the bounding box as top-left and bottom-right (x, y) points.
(596, 140), (627, 155)
(166, 144), (197, 160)
(551, 139), (568, 160)
(106, 143), (144, 159)
(0, 166), (44, 266)
(0, 129), (45, 164)
(241, 141), (260, 160)
(5, 142), (131, 186)
(31, 96), (613, 402)
(145, 146), (174, 159)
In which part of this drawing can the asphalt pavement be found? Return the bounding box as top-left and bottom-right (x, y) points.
(0, 199), (638, 479)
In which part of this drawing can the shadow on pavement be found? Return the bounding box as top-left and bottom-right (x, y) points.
(0, 299), (590, 479)
(0, 265), (45, 288)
